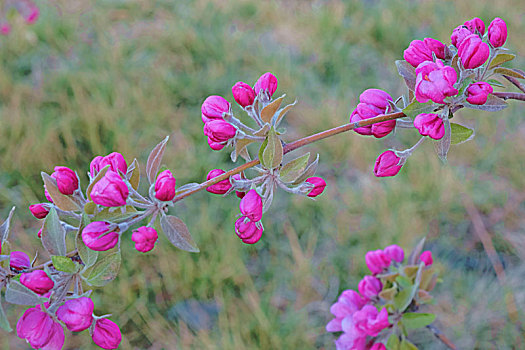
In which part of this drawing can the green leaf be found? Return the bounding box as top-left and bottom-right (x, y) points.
(489, 53), (516, 68)
(493, 67), (525, 79)
(5, 281), (40, 305)
(0, 207), (15, 244)
(402, 100), (437, 119)
(260, 95), (284, 124)
(0, 296), (12, 332)
(128, 158), (140, 190)
(400, 339), (418, 350)
(395, 275), (413, 289)
(76, 214), (98, 269)
(395, 263), (425, 312)
(262, 127), (283, 169)
(280, 153), (310, 183)
(41, 208), (66, 256)
(160, 215), (199, 253)
(486, 79), (505, 88)
(51, 256), (77, 274)
(433, 119), (451, 164)
(292, 154), (319, 185)
(258, 138), (269, 168)
(84, 251), (121, 287)
(450, 123), (475, 145)
(146, 136), (170, 184)
(401, 313), (436, 329)
(93, 206), (140, 223)
(386, 334), (400, 350)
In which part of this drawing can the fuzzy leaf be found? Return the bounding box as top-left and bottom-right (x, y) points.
(433, 119), (451, 164)
(494, 67), (525, 79)
(396, 60), (417, 91)
(76, 214), (98, 269)
(146, 136), (170, 184)
(489, 53), (516, 69)
(0, 207), (15, 244)
(387, 334), (400, 350)
(160, 215), (199, 253)
(260, 95), (285, 124)
(464, 95), (507, 112)
(128, 158), (140, 190)
(0, 296), (12, 332)
(258, 139), (269, 168)
(86, 165), (110, 201)
(292, 154), (319, 185)
(280, 153), (310, 183)
(402, 100), (437, 120)
(408, 237), (426, 265)
(232, 139), (255, 162)
(51, 256), (77, 274)
(262, 127), (283, 169)
(84, 201), (96, 215)
(274, 101), (297, 127)
(450, 123), (475, 145)
(84, 251), (121, 287)
(486, 79), (505, 88)
(401, 313), (436, 329)
(400, 339), (418, 350)
(93, 206), (140, 223)
(253, 124), (270, 137)
(41, 173), (81, 211)
(5, 281), (40, 306)
(41, 208), (66, 256)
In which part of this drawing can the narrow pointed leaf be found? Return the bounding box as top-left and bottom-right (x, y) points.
(489, 53), (516, 69)
(146, 136), (170, 184)
(274, 101), (297, 127)
(5, 281), (40, 305)
(292, 154), (319, 185)
(494, 67), (525, 79)
(41, 208), (66, 256)
(0, 207), (15, 244)
(262, 127), (283, 169)
(84, 251), (121, 287)
(41, 173), (81, 211)
(396, 60), (416, 91)
(128, 158), (140, 190)
(260, 95), (285, 124)
(232, 139), (255, 162)
(160, 215), (199, 253)
(258, 139), (269, 168)
(280, 153), (310, 183)
(433, 119), (451, 164)
(401, 313), (436, 329)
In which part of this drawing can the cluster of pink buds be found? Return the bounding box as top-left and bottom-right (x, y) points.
(201, 72), (327, 244)
(0, 0), (39, 36)
(327, 242), (438, 349)
(353, 17), (518, 177)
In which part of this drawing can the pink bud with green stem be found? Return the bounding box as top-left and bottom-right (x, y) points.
(305, 177), (326, 197)
(414, 60), (458, 104)
(350, 88), (396, 138)
(403, 38), (446, 68)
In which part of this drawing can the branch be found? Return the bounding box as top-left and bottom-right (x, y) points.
(503, 75), (525, 93)
(492, 91), (525, 101)
(426, 324), (457, 350)
(172, 111), (406, 203)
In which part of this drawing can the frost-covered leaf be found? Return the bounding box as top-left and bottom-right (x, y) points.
(41, 173), (81, 211)
(146, 136), (169, 184)
(41, 208), (66, 256)
(84, 251), (121, 287)
(0, 207), (15, 244)
(261, 95), (284, 124)
(5, 281), (40, 306)
(160, 215), (199, 253)
(280, 153), (310, 183)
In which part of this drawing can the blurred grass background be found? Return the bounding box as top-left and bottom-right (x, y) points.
(1, 0), (525, 348)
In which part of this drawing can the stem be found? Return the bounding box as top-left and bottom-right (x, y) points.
(7, 249), (80, 277)
(172, 111), (405, 203)
(426, 325), (457, 350)
(503, 75), (525, 93)
(492, 92), (525, 101)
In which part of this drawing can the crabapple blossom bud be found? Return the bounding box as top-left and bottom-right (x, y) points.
(37, 227), (42, 238)
(420, 250), (433, 266)
(370, 342), (387, 350)
(415, 60), (458, 104)
(206, 169), (232, 194)
(82, 221), (119, 251)
(373, 151), (404, 178)
(384, 244), (404, 263)
(90, 156), (104, 177)
(365, 249), (391, 274)
(305, 177), (326, 197)
(232, 81), (256, 107)
(92, 318), (122, 349)
(51, 166), (79, 195)
(29, 203), (49, 219)
(44, 187), (53, 203)
(464, 17), (485, 35)
(17, 307), (65, 350)
(488, 18), (507, 48)
(154, 169), (176, 201)
(91, 152), (128, 177)
(350, 89), (395, 138)
(131, 226), (158, 253)
(253, 72), (278, 97)
(466, 82), (493, 105)
(91, 171), (129, 207)
(457, 34), (490, 69)
(326, 289), (367, 332)
(353, 305), (390, 337)
(239, 189), (263, 222)
(204, 120), (237, 144)
(413, 113), (445, 140)
(201, 95), (231, 123)
(358, 276), (382, 299)
(207, 138), (225, 151)
(234, 217), (263, 244)
(56, 297), (94, 332)
(20, 270), (54, 295)
(403, 38), (446, 68)
(10, 251), (31, 272)
(0, 23), (11, 36)
(451, 25), (473, 47)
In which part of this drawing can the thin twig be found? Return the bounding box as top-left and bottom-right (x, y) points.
(426, 324), (457, 350)
(503, 75), (525, 93)
(492, 91), (525, 101)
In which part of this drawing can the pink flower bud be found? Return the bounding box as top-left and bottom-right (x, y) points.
(373, 151), (403, 178)
(44, 187), (53, 203)
(29, 203), (49, 219)
(17, 307), (65, 350)
(352, 305), (390, 337)
(25, 7), (40, 24)
(403, 38), (446, 68)
(415, 60), (458, 104)
(305, 177), (326, 197)
(206, 169), (232, 194)
(82, 221), (119, 251)
(154, 169), (176, 201)
(56, 297), (94, 332)
(10, 251), (31, 272)
(350, 89), (395, 138)
(370, 342), (387, 350)
(0, 23), (11, 36)
(451, 25), (473, 47)
(51, 166), (79, 195)
(90, 156), (104, 177)
(464, 17), (485, 35)
(91, 171), (129, 207)
(207, 138), (225, 151)
(91, 152), (128, 177)
(131, 226), (158, 253)
(420, 250), (433, 266)
(326, 289), (367, 332)
(384, 244), (404, 263)
(466, 81), (493, 105)
(239, 189), (263, 222)
(201, 95), (231, 123)
(413, 113), (445, 140)
(488, 18), (507, 48)
(92, 318), (122, 349)
(203, 120), (237, 144)
(234, 216), (263, 244)
(232, 81), (256, 107)
(253, 72), (278, 97)
(365, 249), (392, 275)
(457, 34), (490, 69)
(358, 275), (383, 300)
(20, 270), (54, 295)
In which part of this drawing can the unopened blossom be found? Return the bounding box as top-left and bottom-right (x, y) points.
(56, 297), (94, 332)
(350, 88), (396, 138)
(415, 60), (458, 104)
(232, 81), (256, 107)
(457, 34), (490, 69)
(358, 275), (383, 300)
(29, 203), (49, 219)
(10, 251), (31, 272)
(373, 151), (404, 178)
(91, 152), (128, 177)
(384, 244), (404, 263)
(451, 25), (473, 47)
(466, 82), (493, 105)
(420, 250), (434, 266)
(91, 170), (129, 207)
(403, 38), (446, 68)
(365, 249), (392, 274)
(205, 169), (232, 195)
(51, 166), (79, 195)
(92, 318), (122, 349)
(20, 270), (54, 295)
(488, 18), (507, 48)
(370, 342), (387, 350)
(234, 217), (263, 244)
(154, 169), (176, 201)
(17, 307), (65, 350)
(82, 221), (119, 251)
(239, 189), (263, 222)
(131, 226), (158, 253)
(464, 17), (485, 35)
(305, 177), (326, 197)
(253, 72), (278, 97)
(201, 95), (231, 123)
(203, 120), (237, 144)
(413, 113), (445, 140)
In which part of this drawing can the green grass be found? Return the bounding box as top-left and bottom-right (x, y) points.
(1, 0), (525, 348)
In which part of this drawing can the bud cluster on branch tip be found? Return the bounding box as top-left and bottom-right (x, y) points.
(131, 226), (158, 253)
(20, 270), (54, 295)
(82, 221), (119, 251)
(305, 177), (326, 197)
(488, 18), (507, 48)
(235, 189), (264, 244)
(403, 38), (446, 68)
(415, 60), (458, 104)
(56, 297), (94, 332)
(90, 152), (128, 177)
(253, 72), (278, 98)
(327, 244), (439, 349)
(17, 307), (65, 350)
(51, 166), (79, 195)
(92, 318), (122, 349)
(350, 88), (395, 138)
(9, 251), (31, 272)
(374, 150), (404, 178)
(91, 170), (129, 207)
(29, 203), (49, 219)
(154, 169), (176, 201)
(466, 82), (493, 105)
(414, 113), (445, 140)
